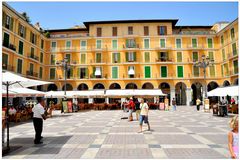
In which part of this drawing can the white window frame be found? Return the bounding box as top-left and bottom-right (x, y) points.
(128, 52), (134, 61)
(143, 38), (150, 49)
(51, 41), (57, 52)
(160, 38), (166, 48)
(111, 66), (119, 79)
(160, 66), (168, 78)
(80, 40), (87, 50)
(191, 38), (198, 48)
(112, 39), (118, 49)
(175, 38), (182, 49)
(112, 52), (120, 63)
(144, 65), (152, 78)
(206, 37), (214, 48)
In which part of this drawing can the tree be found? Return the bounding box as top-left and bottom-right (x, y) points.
(21, 12), (31, 23)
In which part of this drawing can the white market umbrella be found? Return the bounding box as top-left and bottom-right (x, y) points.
(207, 86), (239, 97)
(2, 88), (45, 97)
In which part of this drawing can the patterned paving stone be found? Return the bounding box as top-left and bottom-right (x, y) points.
(201, 134), (228, 144)
(72, 127), (104, 133)
(103, 135), (146, 144)
(153, 127), (182, 132)
(154, 135), (202, 144)
(185, 127), (223, 133)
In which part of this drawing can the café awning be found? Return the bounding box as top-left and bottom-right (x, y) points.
(2, 88), (45, 97)
(105, 89), (166, 97)
(45, 90), (105, 98)
(207, 85), (239, 97)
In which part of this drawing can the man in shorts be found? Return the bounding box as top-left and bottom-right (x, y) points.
(138, 98), (150, 133)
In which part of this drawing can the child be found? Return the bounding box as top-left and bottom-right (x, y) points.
(228, 115), (238, 159)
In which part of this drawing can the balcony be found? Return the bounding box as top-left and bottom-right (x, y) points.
(28, 54), (39, 61)
(3, 43), (16, 51)
(187, 44), (205, 50)
(60, 47), (77, 52)
(123, 44), (140, 50)
(50, 33), (89, 38)
(90, 59), (107, 64)
(2, 64), (14, 71)
(26, 71), (38, 78)
(155, 58), (173, 63)
(71, 61), (78, 65)
(228, 52), (238, 60)
(90, 74), (108, 79)
(155, 46), (172, 50)
(91, 45), (108, 51)
(172, 30), (216, 35)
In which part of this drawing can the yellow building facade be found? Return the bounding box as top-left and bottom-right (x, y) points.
(2, 3), (239, 105)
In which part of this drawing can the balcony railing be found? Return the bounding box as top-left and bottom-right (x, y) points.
(187, 44), (205, 49)
(173, 30), (216, 35)
(3, 43), (16, 51)
(2, 64), (14, 71)
(91, 45), (108, 51)
(123, 44), (140, 50)
(50, 33), (89, 38)
(60, 47), (77, 52)
(26, 71), (38, 78)
(28, 54), (39, 61)
(155, 46), (172, 50)
(156, 58), (173, 62)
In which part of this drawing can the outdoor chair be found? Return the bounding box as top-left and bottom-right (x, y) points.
(15, 113), (21, 123)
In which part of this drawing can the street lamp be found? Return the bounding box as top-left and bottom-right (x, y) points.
(193, 54), (214, 110)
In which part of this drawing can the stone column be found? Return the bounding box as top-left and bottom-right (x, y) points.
(89, 98), (93, 104)
(170, 88), (175, 105)
(105, 97), (109, 104)
(186, 87), (192, 106)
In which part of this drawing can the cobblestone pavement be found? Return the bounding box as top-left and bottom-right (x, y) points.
(3, 106), (233, 159)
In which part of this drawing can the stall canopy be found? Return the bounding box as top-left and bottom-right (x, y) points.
(2, 88), (45, 97)
(105, 89), (166, 97)
(207, 85), (239, 97)
(45, 90), (105, 98)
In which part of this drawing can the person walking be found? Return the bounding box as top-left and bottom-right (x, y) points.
(128, 97), (135, 121)
(172, 98), (177, 111)
(32, 98), (47, 144)
(221, 97), (228, 116)
(228, 115), (238, 159)
(135, 98), (140, 120)
(138, 99), (150, 133)
(196, 98), (201, 111)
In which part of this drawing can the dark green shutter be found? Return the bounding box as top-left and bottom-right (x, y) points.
(112, 53), (115, 63)
(77, 68), (80, 78)
(221, 65), (224, 76)
(208, 38), (213, 48)
(18, 41), (23, 55)
(177, 66), (183, 78)
(96, 53), (101, 63)
(2, 12), (6, 27)
(92, 67), (96, 78)
(10, 17), (13, 31)
(112, 67), (118, 78)
(193, 66), (199, 77)
(2, 53), (8, 68)
(117, 53), (120, 63)
(208, 52), (214, 61)
(222, 49), (225, 61)
(85, 68), (88, 78)
(209, 66), (215, 77)
(126, 39), (129, 47)
(232, 43), (237, 56)
(234, 60), (238, 74)
(145, 52), (150, 62)
(192, 39), (197, 48)
(177, 52), (182, 62)
(125, 52), (129, 62)
(133, 52), (136, 61)
(193, 52), (198, 61)
(161, 66), (167, 77)
(70, 67), (73, 78)
(3, 33), (9, 47)
(66, 54), (71, 62)
(145, 66), (151, 78)
(39, 67), (42, 78)
(50, 68), (55, 79)
(17, 59), (22, 74)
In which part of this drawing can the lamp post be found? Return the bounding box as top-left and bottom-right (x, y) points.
(193, 55), (214, 110)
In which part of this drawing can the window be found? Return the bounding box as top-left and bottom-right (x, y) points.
(81, 53), (86, 64)
(224, 64), (229, 76)
(144, 52), (150, 62)
(50, 68), (56, 79)
(30, 32), (37, 44)
(222, 49), (225, 61)
(96, 53), (102, 63)
(67, 67), (73, 79)
(192, 52), (198, 62)
(221, 35), (224, 45)
(177, 66), (183, 78)
(80, 40), (87, 50)
(30, 47), (34, 57)
(177, 52), (182, 62)
(2, 53), (8, 70)
(161, 66), (167, 77)
(128, 66), (135, 78)
(112, 53), (120, 63)
(65, 54), (71, 63)
(209, 66), (215, 77)
(39, 67), (42, 79)
(233, 60), (238, 74)
(93, 67), (102, 78)
(41, 39), (44, 49)
(96, 40), (102, 49)
(221, 65), (224, 77)
(40, 52), (43, 63)
(51, 41), (57, 51)
(208, 52), (214, 61)
(3, 32), (10, 47)
(144, 39), (150, 49)
(3, 13), (13, 31)
(66, 41), (71, 49)
(97, 27), (102, 37)
(18, 41), (24, 55)
(193, 66), (199, 77)
(176, 39), (181, 48)
(17, 59), (23, 74)
(144, 26), (149, 36)
(77, 68), (88, 79)
(232, 43), (237, 56)
(144, 66), (151, 78)
(29, 63), (34, 74)
(207, 38), (213, 48)
(18, 23), (26, 38)
(231, 28), (235, 40)
(160, 39), (165, 48)
(158, 52), (168, 61)
(112, 67), (118, 79)
(112, 27), (117, 36)
(126, 52), (136, 62)
(126, 39), (136, 48)
(158, 26), (167, 35)
(128, 26), (133, 35)
(50, 55), (56, 65)
(112, 40), (117, 49)
(192, 38), (197, 48)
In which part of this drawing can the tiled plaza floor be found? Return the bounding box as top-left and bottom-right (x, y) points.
(3, 106), (233, 159)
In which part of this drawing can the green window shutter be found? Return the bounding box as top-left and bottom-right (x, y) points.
(125, 52), (129, 62)
(66, 54), (71, 62)
(85, 68), (88, 78)
(208, 52), (214, 61)
(221, 36), (224, 45)
(112, 40), (117, 49)
(144, 39), (149, 49)
(97, 40), (101, 49)
(221, 65), (224, 76)
(177, 52), (182, 62)
(92, 67), (96, 78)
(222, 49), (225, 61)
(30, 64), (34, 73)
(3, 33), (9, 47)
(18, 41), (23, 55)
(193, 66), (199, 77)
(192, 39), (197, 48)
(176, 39), (181, 48)
(145, 52), (150, 62)
(126, 39), (129, 47)
(160, 39), (165, 48)
(77, 68), (80, 78)
(51, 55), (55, 65)
(112, 67), (118, 78)
(207, 38), (213, 48)
(145, 66), (151, 78)
(81, 54), (86, 64)
(66, 41), (71, 48)
(232, 43), (237, 56)
(158, 52), (161, 60)
(226, 64), (229, 76)
(231, 28), (235, 39)
(209, 66), (215, 77)
(117, 53), (120, 63)
(2, 53), (8, 68)
(39, 67), (42, 79)
(96, 53), (101, 63)
(2, 12), (6, 27)
(50, 68), (55, 79)
(112, 53), (115, 63)
(133, 52), (136, 61)
(10, 17), (13, 31)
(161, 66), (167, 77)
(17, 59), (22, 74)
(70, 67), (73, 78)
(177, 66), (183, 78)
(234, 60), (238, 74)
(40, 52), (43, 63)
(192, 52), (198, 62)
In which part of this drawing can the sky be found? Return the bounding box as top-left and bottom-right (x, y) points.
(7, 2), (238, 30)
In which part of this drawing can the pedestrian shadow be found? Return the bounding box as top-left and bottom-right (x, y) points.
(2, 135), (72, 157)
